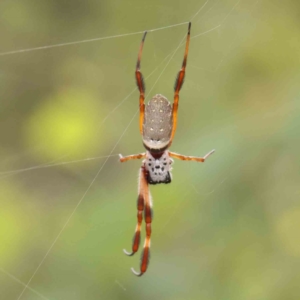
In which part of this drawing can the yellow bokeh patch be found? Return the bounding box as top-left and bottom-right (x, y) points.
(275, 208), (300, 257)
(24, 88), (102, 160)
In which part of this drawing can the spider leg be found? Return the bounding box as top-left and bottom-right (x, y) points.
(136, 31), (147, 135)
(169, 22), (191, 147)
(169, 149), (215, 162)
(123, 166), (145, 256)
(131, 165), (152, 277)
(119, 153), (146, 163)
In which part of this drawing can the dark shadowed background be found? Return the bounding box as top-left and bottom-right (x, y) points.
(1, 0), (300, 299)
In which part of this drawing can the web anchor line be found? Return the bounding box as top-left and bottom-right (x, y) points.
(0, 21), (189, 57)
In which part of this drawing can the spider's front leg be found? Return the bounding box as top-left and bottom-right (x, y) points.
(131, 165), (152, 277)
(123, 166), (145, 257)
(123, 165), (153, 277)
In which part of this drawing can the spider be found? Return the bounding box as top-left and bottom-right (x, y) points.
(119, 22), (215, 276)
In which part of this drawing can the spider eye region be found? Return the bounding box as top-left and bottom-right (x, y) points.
(145, 151), (173, 185)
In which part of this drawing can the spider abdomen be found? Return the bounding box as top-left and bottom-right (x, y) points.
(143, 94), (172, 151)
(144, 151), (173, 185)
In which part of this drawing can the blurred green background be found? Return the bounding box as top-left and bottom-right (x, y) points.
(1, 0), (300, 299)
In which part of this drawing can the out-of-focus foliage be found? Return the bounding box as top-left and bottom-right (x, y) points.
(1, 0), (300, 299)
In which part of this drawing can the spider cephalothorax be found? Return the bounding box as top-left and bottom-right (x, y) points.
(119, 22), (215, 276)
(144, 151), (173, 184)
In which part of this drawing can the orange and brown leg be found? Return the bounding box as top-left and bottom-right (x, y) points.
(119, 153), (146, 163)
(131, 166), (153, 277)
(169, 149), (215, 162)
(169, 22), (191, 146)
(123, 166), (145, 256)
(136, 31), (148, 135)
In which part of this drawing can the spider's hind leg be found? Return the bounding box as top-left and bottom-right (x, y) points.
(169, 149), (215, 162)
(119, 153), (145, 163)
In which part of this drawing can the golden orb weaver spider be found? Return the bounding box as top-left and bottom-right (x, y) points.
(119, 22), (215, 276)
